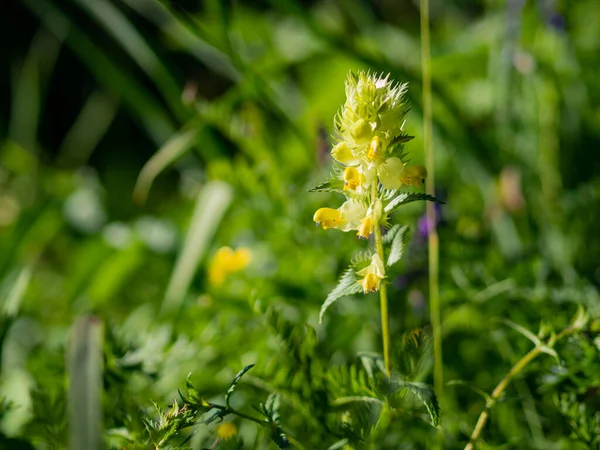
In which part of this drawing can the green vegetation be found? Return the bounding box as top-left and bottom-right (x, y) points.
(1, 1), (599, 449)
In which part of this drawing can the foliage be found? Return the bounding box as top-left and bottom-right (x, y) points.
(0, 0), (600, 449)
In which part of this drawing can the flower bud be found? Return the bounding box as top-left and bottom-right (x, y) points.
(331, 142), (356, 165)
(350, 119), (371, 144)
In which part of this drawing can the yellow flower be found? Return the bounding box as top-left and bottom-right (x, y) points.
(208, 247), (251, 286)
(356, 254), (385, 293)
(314, 200), (368, 232)
(357, 216), (373, 239)
(217, 422), (237, 440)
(343, 167), (363, 191)
(356, 199), (382, 239)
(400, 165), (428, 187)
(367, 136), (380, 161)
(313, 208), (343, 229)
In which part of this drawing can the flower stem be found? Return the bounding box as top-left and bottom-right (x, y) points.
(464, 347), (540, 450)
(464, 323), (581, 449)
(210, 403), (267, 426)
(373, 183), (391, 377)
(419, 0), (443, 402)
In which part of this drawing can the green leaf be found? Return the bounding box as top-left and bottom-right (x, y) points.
(265, 393), (281, 424)
(269, 425), (291, 449)
(308, 178), (344, 193)
(2, 266), (31, 318)
(384, 193), (445, 214)
(384, 225), (409, 267)
(225, 364), (255, 408)
(350, 250), (374, 269)
(319, 268), (364, 323)
(134, 124), (201, 204)
(327, 439), (349, 450)
(389, 378), (440, 427)
(390, 135), (415, 145)
(260, 393), (291, 449)
(162, 181), (233, 314)
(496, 318), (541, 347)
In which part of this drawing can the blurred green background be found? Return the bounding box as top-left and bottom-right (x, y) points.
(1, 0), (600, 449)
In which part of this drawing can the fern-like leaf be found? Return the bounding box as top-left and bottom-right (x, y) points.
(225, 364), (255, 408)
(388, 378), (440, 427)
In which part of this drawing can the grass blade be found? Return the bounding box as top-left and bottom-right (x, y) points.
(133, 124), (200, 204)
(68, 316), (104, 450)
(162, 181), (233, 314)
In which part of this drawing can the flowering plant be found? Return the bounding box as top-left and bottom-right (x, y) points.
(311, 71), (443, 375)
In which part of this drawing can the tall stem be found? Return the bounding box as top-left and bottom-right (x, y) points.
(373, 183), (391, 377)
(420, 0), (443, 400)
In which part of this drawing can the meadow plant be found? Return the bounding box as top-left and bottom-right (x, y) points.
(311, 71), (442, 376)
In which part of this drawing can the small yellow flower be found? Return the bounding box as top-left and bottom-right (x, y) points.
(400, 165), (428, 187)
(217, 422), (237, 440)
(208, 247), (252, 286)
(356, 200), (382, 239)
(313, 208), (344, 229)
(360, 273), (381, 293)
(314, 200), (368, 233)
(343, 167), (362, 191)
(357, 216), (374, 239)
(367, 136), (380, 161)
(356, 254), (385, 293)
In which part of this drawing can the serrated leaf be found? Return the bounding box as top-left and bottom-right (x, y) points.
(390, 135), (414, 145)
(350, 250), (374, 268)
(225, 364), (255, 408)
(319, 268), (364, 323)
(384, 193), (445, 214)
(385, 225), (409, 267)
(389, 378), (440, 427)
(308, 178), (344, 193)
(358, 352), (386, 379)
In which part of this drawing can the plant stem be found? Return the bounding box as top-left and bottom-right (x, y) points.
(420, 0), (443, 401)
(373, 183), (391, 377)
(464, 323), (581, 449)
(464, 347), (540, 450)
(211, 403), (267, 426)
